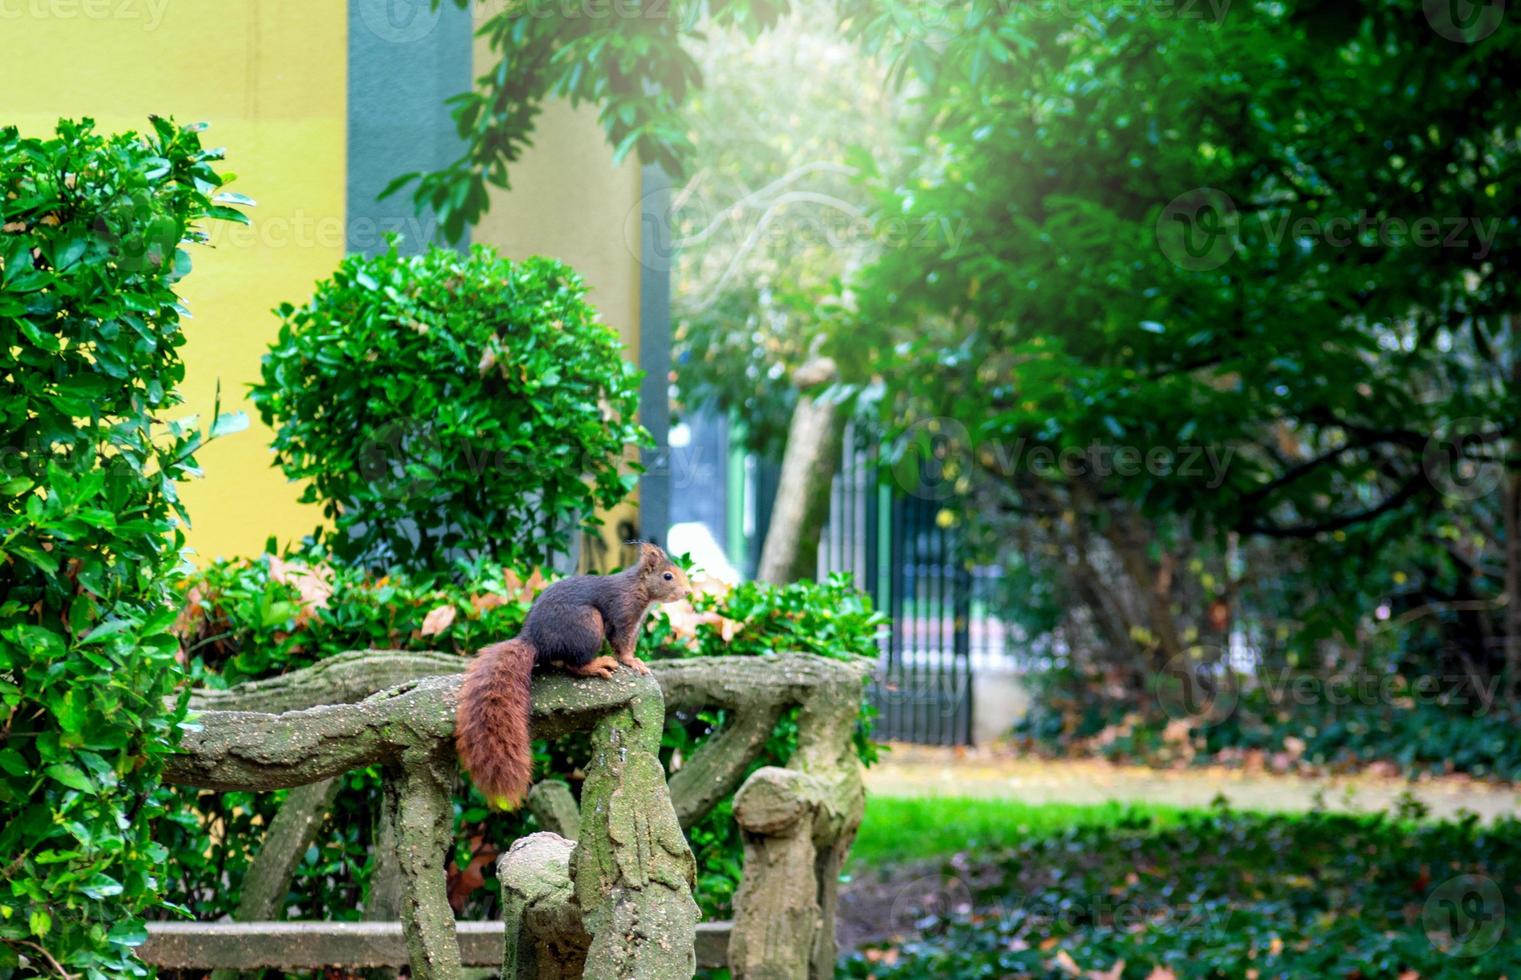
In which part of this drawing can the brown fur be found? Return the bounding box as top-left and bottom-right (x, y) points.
(454, 543), (690, 807)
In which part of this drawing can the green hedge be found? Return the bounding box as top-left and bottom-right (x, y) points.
(162, 545), (882, 922)
(0, 118), (246, 975)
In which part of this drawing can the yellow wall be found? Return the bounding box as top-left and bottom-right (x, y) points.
(470, 13), (646, 570)
(471, 97), (646, 571)
(5, 6), (646, 567)
(2, 1), (345, 563)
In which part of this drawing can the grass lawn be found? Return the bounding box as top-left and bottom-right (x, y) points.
(849, 794), (1197, 867)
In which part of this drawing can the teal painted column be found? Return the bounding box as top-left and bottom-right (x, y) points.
(347, 0), (473, 255)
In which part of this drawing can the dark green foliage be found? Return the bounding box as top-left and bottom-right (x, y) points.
(842, 807), (1521, 978)
(837, 0), (1521, 709)
(0, 117), (246, 975)
(250, 243), (649, 576)
(162, 548), (879, 923)
(1019, 680), (1521, 783)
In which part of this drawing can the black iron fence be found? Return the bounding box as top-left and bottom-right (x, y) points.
(816, 427), (988, 745)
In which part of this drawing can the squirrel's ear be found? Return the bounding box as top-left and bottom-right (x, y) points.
(638, 542), (665, 568)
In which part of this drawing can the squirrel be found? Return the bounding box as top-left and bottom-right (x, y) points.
(455, 542), (691, 808)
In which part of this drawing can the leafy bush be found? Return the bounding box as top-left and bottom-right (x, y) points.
(0, 118), (245, 975)
(163, 547), (880, 922)
(843, 806), (1521, 978)
(250, 242), (649, 576)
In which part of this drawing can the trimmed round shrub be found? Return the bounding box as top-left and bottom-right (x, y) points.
(252, 243), (649, 574)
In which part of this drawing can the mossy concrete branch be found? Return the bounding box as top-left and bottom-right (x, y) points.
(573, 680), (700, 979)
(168, 662), (695, 980)
(498, 833), (588, 980)
(171, 651), (869, 979)
(527, 780), (581, 840)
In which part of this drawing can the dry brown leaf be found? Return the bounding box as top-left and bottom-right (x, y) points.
(470, 592), (509, 615)
(172, 584), (208, 640)
(1144, 967), (1178, 980)
(503, 568), (549, 605)
(1161, 718), (1194, 744)
(420, 604), (457, 637)
(1051, 949), (1081, 976)
(268, 555), (334, 626)
(445, 834), (500, 913)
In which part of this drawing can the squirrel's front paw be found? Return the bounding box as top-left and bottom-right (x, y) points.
(570, 655), (619, 679)
(621, 657), (652, 675)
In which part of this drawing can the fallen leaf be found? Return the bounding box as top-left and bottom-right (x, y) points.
(420, 604), (457, 636)
(1051, 950), (1081, 976)
(1087, 958), (1124, 980)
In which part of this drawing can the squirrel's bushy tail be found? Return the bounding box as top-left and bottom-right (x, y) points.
(455, 637), (535, 808)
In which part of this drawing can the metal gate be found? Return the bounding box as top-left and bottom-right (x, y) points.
(817, 429), (975, 745)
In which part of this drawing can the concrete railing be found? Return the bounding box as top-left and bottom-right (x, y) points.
(142, 651), (868, 979)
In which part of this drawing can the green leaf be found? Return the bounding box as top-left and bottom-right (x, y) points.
(44, 763), (96, 794)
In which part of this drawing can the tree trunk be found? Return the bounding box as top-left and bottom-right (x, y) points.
(757, 357), (843, 585)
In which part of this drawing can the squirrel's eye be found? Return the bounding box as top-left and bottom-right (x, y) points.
(663, 571), (674, 581)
